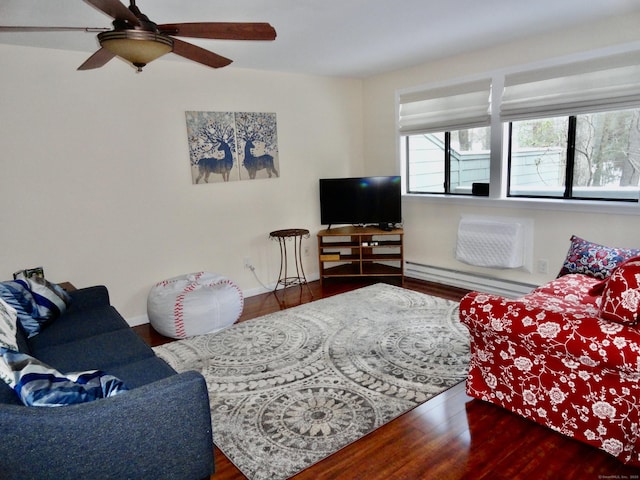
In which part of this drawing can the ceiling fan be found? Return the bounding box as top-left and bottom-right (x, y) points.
(0, 0), (277, 72)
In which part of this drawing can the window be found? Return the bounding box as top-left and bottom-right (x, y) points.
(508, 117), (567, 197)
(399, 49), (640, 204)
(398, 78), (492, 195)
(404, 127), (491, 194)
(508, 109), (640, 200)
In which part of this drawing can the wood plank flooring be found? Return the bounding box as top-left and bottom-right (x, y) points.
(134, 277), (640, 479)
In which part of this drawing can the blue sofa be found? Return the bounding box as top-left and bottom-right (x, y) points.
(0, 285), (214, 480)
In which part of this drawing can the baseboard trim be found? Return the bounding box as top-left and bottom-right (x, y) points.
(405, 261), (537, 298)
(127, 314), (149, 327)
(127, 273), (322, 327)
(128, 267), (532, 327)
(243, 272), (321, 299)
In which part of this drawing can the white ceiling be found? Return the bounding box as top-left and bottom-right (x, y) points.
(1, 0), (639, 77)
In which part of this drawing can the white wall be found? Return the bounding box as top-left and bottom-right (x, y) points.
(363, 12), (640, 287)
(4, 10), (640, 324)
(0, 45), (363, 322)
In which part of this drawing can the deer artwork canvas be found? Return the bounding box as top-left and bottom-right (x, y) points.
(185, 111), (280, 184)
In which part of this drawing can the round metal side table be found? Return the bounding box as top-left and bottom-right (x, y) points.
(269, 228), (310, 291)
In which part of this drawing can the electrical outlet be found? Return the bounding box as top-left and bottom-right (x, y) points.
(537, 259), (549, 274)
(244, 257), (252, 269)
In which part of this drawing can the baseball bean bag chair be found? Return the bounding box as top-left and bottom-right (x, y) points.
(147, 272), (244, 339)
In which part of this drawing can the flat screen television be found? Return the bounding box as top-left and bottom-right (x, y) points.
(319, 176), (402, 229)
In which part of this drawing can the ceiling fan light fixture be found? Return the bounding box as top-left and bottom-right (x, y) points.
(98, 30), (173, 71)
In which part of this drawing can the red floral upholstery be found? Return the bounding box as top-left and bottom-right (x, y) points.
(460, 273), (640, 466)
(600, 256), (640, 326)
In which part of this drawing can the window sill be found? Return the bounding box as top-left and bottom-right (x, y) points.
(403, 193), (640, 216)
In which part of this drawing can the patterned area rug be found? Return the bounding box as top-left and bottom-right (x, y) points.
(153, 283), (469, 480)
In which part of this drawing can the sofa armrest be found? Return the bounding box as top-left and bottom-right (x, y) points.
(0, 371), (214, 480)
(460, 291), (640, 374)
(66, 285), (111, 311)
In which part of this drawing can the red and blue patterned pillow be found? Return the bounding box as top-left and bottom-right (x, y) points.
(558, 235), (640, 280)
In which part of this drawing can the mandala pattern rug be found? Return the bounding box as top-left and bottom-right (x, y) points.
(153, 283), (469, 480)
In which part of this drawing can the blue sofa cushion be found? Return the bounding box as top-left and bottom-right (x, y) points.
(0, 348), (128, 407)
(0, 377), (20, 405)
(27, 306), (128, 350)
(32, 329), (155, 373)
(65, 285), (110, 312)
(107, 356), (176, 389)
(14, 323), (30, 354)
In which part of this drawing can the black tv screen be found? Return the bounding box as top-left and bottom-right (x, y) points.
(319, 176), (402, 228)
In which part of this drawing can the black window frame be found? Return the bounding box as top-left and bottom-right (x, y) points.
(404, 131), (488, 196)
(506, 114), (638, 203)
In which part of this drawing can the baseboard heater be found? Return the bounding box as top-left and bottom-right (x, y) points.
(404, 261), (538, 298)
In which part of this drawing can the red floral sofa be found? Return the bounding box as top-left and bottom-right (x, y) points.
(459, 236), (640, 465)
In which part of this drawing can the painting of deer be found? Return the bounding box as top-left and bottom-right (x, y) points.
(243, 140), (279, 179)
(186, 111), (279, 184)
(186, 111), (239, 184)
(195, 141), (234, 183)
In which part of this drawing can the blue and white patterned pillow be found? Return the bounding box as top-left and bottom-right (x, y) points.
(0, 348), (128, 407)
(14, 274), (72, 320)
(0, 277), (71, 337)
(0, 282), (36, 332)
(0, 299), (19, 352)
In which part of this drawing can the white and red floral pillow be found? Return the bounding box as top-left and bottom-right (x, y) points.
(599, 256), (640, 325)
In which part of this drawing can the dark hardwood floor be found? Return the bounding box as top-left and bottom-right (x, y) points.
(134, 277), (640, 479)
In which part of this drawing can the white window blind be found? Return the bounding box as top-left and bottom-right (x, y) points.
(398, 79), (491, 134)
(501, 50), (640, 121)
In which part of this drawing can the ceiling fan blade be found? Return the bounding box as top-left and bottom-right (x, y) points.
(0, 26), (107, 32)
(83, 0), (140, 26)
(159, 22), (276, 41)
(77, 48), (116, 70)
(171, 38), (232, 69)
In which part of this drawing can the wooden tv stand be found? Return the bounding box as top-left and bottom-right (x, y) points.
(317, 226), (404, 286)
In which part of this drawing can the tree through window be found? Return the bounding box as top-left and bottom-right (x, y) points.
(508, 108), (640, 201)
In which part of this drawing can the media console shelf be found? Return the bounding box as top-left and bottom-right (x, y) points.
(317, 226), (404, 286)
